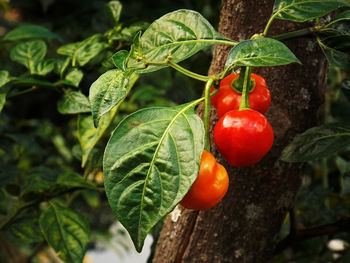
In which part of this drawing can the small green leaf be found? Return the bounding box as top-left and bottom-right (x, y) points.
(33, 59), (55, 76)
(58, 35), (108, 67)
(4, 210), (44, 244)
(10, 40), (47, 74)
(225, 38), (300, 67)
(39, 202), (90, 263)
(109, 22), (149, 43)
(112, 50), (129, 72)
(107, 1), (122, 24)
(272, 0), (349, 22)
(126, 9), (232, 73)
(78, 107), (118, 167)
(56, 172), (97, 190)
(103, 103), (204, 251)
(0, 70), (11, 112)
(3, 25), (61, 41)
(57, 90), (90, 114)
(64, 68), (84, 87)
(53, 57), (71, 78)
(280, 123), (350, 162)
(89, 69), (138, 127)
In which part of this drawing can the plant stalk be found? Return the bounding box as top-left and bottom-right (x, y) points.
(238, 67), (251, 110)
(204, 78), (215, 152)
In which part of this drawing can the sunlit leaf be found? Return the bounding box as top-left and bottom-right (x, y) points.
(57, 90), (90, 114)
(107, 1), (122, 24)
(89, 69), (138, 127)
(64, 68), (83, 87)
(126, 9), (233, 73)
(103, 103), (204, 251)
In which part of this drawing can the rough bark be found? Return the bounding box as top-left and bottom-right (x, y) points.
(153, 0), (327, 262)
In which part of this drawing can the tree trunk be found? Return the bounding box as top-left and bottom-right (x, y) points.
(153, 0), (327, 262)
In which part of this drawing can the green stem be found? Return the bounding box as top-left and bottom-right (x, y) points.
(272, 27), (316, 41)
(167, 61), (209, 82)
(239, 67), (251, 110)
(7, 86), (37, 98)
(263, 13), (279, 36)
(204, 78), (215, 152)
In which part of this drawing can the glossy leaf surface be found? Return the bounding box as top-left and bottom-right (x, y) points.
(103, 103), (204, 251)
(272, 0), (349, 22)
(225, 38), (300, 67)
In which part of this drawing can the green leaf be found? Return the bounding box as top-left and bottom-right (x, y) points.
(22, 167), (59, 194)
(103, 103), (204, 251)
(280, 123), (350, 162)
(52, 57), (71, 78)
(78, 107), (118, 167)
(319, 41), (350, 71)
(58, 34), (108, 67)
(107, 1), (122, 24)
(3, 25), (61, 41)
(56, 172), (97, 190)
(126, 9), (231, 73)
(12, 78), (56, 88)
(39, 202), (90, 263)
(57, 90), (90, 114)
(4, 210), (44, 244)
(10, 40), (47, 74)
(272, 0), (349, 22)
(64, 68), (84, 87)
(0, 165), (19, 186)
(112, 50), (129, 72)
(33, 59), (55, 76)
(108, 22), (150, 43)
(225, 38), (301, 67)
(89, 69), (138, 127)
(0, 70), (11, 112)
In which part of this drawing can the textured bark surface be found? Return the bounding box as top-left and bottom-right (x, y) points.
(153, 0), (327, 262)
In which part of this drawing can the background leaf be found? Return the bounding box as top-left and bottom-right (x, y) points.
(280, 123), (350, 162)
(103, 103), (204, 251)
(272, 0), (349, 22)
(126, 9), (231, 73)
(0, 71), (11, 112)
(39, 202), (90, 263)
(10, 40), (47, 74)
(57, 90), (90, 114)
(107, 1), (122, 24)
(225, 38), (300, 67)
(56, 172), (97, 190)
(3, 25), (61, 41)
(64, 68), (84, 87)
(89, 69), (138, 127)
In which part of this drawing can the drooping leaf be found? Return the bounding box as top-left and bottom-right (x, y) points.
(10, 40), (47, 74)
(89, 69), (138, 127)
(3, 25), (61, 41)
(280, 123), (350, 162)
(39, 202), (90, 263)
(57, 90), (90, 114)
(64, 68), (84, 87)
(125, 9), (233, 73)
(103, 103), (204, 251)
(4, 210), (44, 244)
(78, 106), (118, 167)
(225, 38), (301, 68)
(272, 0), (349, 23)
(319, 40), (350, 71)
(107, 1), (122, 24)
(56, 172), (97, 190)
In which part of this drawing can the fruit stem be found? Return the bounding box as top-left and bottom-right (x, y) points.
(204, 77), (215, 151)
(239, 67), (251, 110)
